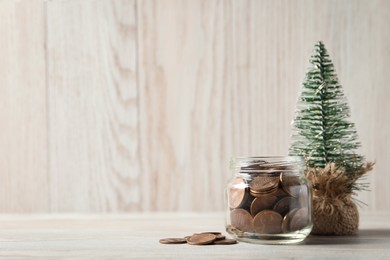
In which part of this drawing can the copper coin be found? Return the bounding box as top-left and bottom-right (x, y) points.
(186, 233), (217, 245)
(194, 232), (225, 241)
(250, 176), (280, 193)
(274, 188), (289, 198)
(281, 208), (298, 233)
(253, 210), (282, 234)
(240, 160), (268, 171)
(228, 177), (247, 208)
(250, 186), (278, 197)
(290, 207), (309, 231)
(198, 232), (221, 235)
(215, 234), (226, 240)
(273, 197), (299, 216)
(230, 208), (254, 232)
(268, 165), (288, 171)
(159, 238), (187, 244)
(250, 195), (278, 216)
(213, 238), (237, 245)
(280, 173), (301, 197)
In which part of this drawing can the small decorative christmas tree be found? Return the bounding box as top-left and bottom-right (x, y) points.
(289, 41), (373, 235)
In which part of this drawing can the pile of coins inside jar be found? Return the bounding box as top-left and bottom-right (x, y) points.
(227, 162), (310, 235)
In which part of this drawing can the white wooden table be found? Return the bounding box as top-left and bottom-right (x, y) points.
(0, 213), (389, 259)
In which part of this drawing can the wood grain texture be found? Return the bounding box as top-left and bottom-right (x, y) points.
(138, 0), (236, 211)
(0, 0), (389, 213)
(0, 213), (389, 259)
(47, 0), (139, 212)
(0, 0), (48, 212)
(138, 0), (390, 212)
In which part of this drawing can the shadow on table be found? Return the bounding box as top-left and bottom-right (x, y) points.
(304, 229), (390, 245)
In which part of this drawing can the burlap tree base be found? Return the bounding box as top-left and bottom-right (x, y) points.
(311, 195), (358, 235)
(307, 162), (373, 236)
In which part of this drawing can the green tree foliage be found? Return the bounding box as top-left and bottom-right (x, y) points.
(289, 42), (364, 176)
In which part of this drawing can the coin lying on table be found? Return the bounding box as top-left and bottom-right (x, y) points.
(186, 233), (217, 245)
(197, 232), (225, 241)
(213, 238), (237, 245)
(161, 232), (237, 246)
(159, 238), (187, 244)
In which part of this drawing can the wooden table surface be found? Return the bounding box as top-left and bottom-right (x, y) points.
(0, 213), (389, 259)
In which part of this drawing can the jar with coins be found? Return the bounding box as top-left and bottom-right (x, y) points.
(226, 156), (312, 244)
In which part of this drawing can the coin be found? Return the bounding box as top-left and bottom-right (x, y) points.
(273, 196), (299, 216)
(213, 238), (237, 245)
(281, 208), (298, 233)
(240, 160), (268, 171)
(250, 195), (278, 216)
(250, 186), (278, 197)
(228, 177), (247, 208)
(230, 208), (254, 232)
(186, 233), (217, 245)
(253, 210), (283, 234)
(274, 188), (289, 199)
(250, 175), (280, 194)
(198, 231), (221, 235)
(290, 207), (309, 231)
(195, 232), (225, 241)
(159, 238), (187, 244)
(280, 172), (301, 197)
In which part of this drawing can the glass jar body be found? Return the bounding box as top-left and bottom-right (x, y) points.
(226, 157), (312, 244)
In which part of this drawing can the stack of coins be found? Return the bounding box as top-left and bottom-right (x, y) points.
(159, 232), (237, 245)
(228, 165), (310, 235)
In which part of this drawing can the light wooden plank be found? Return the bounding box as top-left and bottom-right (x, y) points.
(0, 213), (389, 259)
(138, 0), (390, 212)
(138, 0), (236, 211)
(232, 0), (390, 213)
(0, 0), (48, 212)
(334, 0), (390, 213)
(47, 0), (139, 212)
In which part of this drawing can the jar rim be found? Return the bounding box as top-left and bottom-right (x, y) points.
(230, 156), (305, 172)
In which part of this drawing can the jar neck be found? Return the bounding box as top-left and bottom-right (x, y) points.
(230, 156), (305, 173)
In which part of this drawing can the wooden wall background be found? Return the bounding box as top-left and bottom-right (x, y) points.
(0, 0), (389, 213)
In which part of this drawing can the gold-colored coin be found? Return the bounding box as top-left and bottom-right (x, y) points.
(186, 233), (217, 245)
(230, 208), (254, 232)
(253, 210), (283, 234)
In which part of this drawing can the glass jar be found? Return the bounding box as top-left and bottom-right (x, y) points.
(225, 156), (312, 244)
